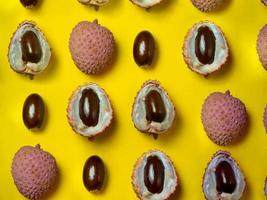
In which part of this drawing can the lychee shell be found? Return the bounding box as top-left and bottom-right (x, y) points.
(69, 20), (115, 75)
(257, 24), (267, 70)
(191, 0), (225, 12)
(264, 105), (267, 132)
(11, 145), (58, 200)
(201, 91), (248, 146)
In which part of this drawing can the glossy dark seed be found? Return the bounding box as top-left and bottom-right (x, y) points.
(83, 155), (105, 192)
(79, 89), (100, 127)
(145, 90), (166, 123)
(133, 31), (155, 67)
(215, 161), (237, 194)
(23, 93), (44, 129)
(20, 0), (38, 7)
(144, 155), (165, 194)
(195, 26), (216, 65)
(21, 30), (42, 63)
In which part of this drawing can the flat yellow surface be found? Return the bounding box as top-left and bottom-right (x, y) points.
(0, 0), (266, 199)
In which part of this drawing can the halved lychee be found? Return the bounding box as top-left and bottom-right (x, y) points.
(132, 150), (178, 200)
(67, 83), (113, 140)
(8, 21), (51, 77)
(203, 151), (246, 200)
(183, 21), (229, 76)
(132, 80), (175, 139)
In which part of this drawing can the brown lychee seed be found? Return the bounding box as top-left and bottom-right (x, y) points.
(183, 21), (229, 76)
(203, 151), (246, 200)
(67, 83), (113, 140)
(132, 80), (175, 139)
(8, 21), (51, 77)
(132, 150), (178, 200)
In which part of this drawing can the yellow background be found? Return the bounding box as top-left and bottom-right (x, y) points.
(0, 0), (266, 199)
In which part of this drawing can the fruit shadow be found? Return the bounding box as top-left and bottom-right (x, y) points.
(241, 179), (251, 200)
(41, 164), (62, 200)
(169, 174), (182, 200)
(157, 108), (183, 143)
(35, 0), (43, 9)
(89, 108), (118, 144)
(97, 0), (121, 12)
(204, 49), (233, 80)
(146, 0), (177, 13)
(33, 49), (59, 82)
(80, 0), (121, 12)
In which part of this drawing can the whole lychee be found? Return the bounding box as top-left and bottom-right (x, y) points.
(191, 0), (225, 12)
(69, 20), (116, 75)
(262, 0), (267, 6)
(201, 91), (248, 146)
(264, 105), (267, 132)
(11, 145), (58, 200)
(257, 24), (267, 70)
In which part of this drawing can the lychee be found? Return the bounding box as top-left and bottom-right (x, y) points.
(191, 0), (226, 12)
(69, 20), (116, 75)
(257, 24), (267, 70)
(201, 91), (248, 146)
(11, 145), (58, 200)
(263, 105), (267, 132)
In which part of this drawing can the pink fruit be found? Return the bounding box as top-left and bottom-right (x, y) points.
(257, 24), (267, 70)
(191, 0), (225, 12)
(11, 145), (58, 200)
(69, 20), (116, 75)
(264, 105), (267, 132)
(201, 91), (248, 146)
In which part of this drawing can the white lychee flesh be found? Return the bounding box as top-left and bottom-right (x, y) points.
(8, 21), (51, 75)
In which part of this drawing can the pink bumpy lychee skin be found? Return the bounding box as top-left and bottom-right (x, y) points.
(201, 91), (248, 146)
(257, 24), (267, 70)
(191, 0), (225, 12)
(11, 145), (58, 200)
(262, 0), (267, 6)
(69, 20), (116, 75)
(264, 105), (267, 132)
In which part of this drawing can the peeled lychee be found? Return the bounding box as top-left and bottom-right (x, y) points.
(201, 91), (248, 146)
(11, 145), (58, 200)
(69, 20), (116, 75)
(264, 105), (267, 132)
(257, 24), (267, 70)
(191, 0), (225, 12)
